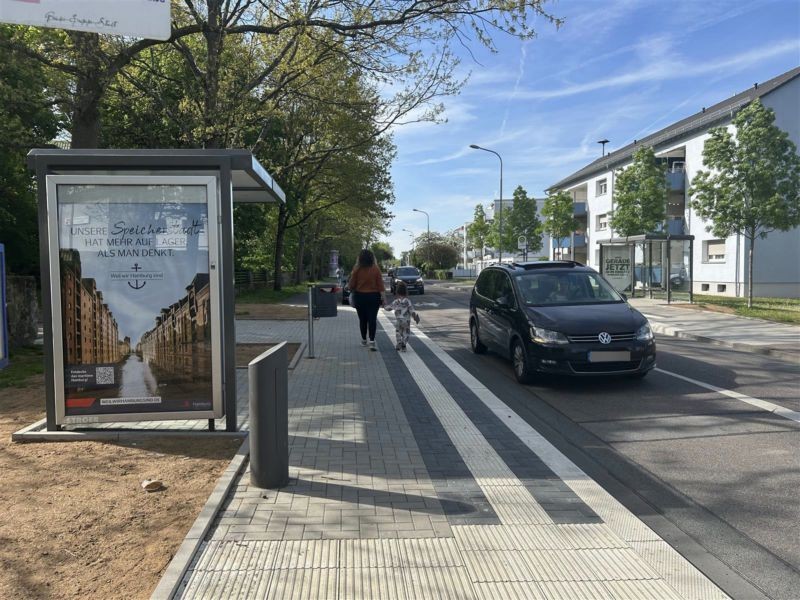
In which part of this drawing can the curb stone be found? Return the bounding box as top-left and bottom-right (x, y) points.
(150, 438), (250, 600)
(648, 321), (797, 363)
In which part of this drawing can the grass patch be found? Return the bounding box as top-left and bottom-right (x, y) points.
(236, 282), (320, 304)
(693, 294), (800, 325)
(0, 346), (44, 388)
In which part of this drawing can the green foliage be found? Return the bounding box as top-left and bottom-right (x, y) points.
(370, 241), (395, 265)
(690, 99), (800, 239)
(693, 294), (800, 325)
(542, 190), (578, 252)
(0, 27), (60, 276)
(413, 232), (459, 270)
(467, 204), (491, 255)
(610, 146), (668, 236)
(690, 99), (800, 307)
(0, 346), (44, 388)
(504, 185), (542, 253)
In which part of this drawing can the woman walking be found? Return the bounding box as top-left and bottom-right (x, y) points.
(348, 249), (386, 351)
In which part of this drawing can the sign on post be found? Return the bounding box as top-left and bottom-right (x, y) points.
(517, 235), (527, 251)
(0, 0), (171, 40)
(46, 175), (222, 424)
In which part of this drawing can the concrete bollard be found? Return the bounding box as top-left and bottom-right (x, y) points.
(248, 342), (289, 488)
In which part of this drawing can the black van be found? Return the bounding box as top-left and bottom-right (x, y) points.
(469, 262), (656, 383)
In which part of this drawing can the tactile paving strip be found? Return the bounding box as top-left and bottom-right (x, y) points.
(630, 541), (730, 600)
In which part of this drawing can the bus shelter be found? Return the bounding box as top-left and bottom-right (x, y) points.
(28, 149), (285, 432)
(599, 234), (694, 303)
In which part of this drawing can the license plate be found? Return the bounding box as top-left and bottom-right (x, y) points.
(588, 351), (630, 363)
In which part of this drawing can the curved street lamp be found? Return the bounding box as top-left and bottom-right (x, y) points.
(470, 144), (504, 262)
(412, 208), (430, 267)
(402, 228), (415, 264)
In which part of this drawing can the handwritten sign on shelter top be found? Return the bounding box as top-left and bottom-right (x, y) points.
(0, 0), (171, 40)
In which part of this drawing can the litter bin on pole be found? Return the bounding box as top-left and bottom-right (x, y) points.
(307, 284), (338, 358)
(249, 342), (289, 488)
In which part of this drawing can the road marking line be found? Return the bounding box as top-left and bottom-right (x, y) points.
(405, 321), (728, 598)
(655, 368), (800, 424)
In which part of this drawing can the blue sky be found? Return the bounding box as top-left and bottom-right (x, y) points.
(385, 0), (800, 255)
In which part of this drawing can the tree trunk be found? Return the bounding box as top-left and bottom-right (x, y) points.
(293, 227), (306, 285)
(204, 0), (223, 149)
(748, 236), (754, 309)
(70, 33), (104, 148)
(273, 203), (289, 291)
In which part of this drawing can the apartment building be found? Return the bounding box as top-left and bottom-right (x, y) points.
(547, 66), (800, 297)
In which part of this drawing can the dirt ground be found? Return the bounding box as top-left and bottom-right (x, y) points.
(234, 303), (308, 320)
(0, 377), (241, 600)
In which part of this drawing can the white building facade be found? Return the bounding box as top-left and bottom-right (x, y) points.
(548, 67), (800, 298)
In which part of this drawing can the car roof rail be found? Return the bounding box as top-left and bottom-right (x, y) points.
(509, 260), (584, 270)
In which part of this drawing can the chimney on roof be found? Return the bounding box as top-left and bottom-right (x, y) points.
(702, 107), (706, 113)
(633, 139), (637, 145)
(754, 82), (759, 89)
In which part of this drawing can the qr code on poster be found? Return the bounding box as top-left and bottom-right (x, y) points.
(96, 367), (115, 385)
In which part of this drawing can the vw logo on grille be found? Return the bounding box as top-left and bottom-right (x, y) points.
(598, 332), (612, 344)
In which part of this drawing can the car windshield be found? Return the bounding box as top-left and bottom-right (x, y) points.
(396, 267), (419, 277)
(515, 271), (623, 306)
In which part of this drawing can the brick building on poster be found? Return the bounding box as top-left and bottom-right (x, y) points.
(138, 273), (211, 379)
(60, 249), (122, 365)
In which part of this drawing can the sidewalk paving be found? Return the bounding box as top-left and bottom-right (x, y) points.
(629, 298), (800, 361)
(161, 307), (730, 600)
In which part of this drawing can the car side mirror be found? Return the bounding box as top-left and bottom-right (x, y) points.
(497, 295), (511, 307)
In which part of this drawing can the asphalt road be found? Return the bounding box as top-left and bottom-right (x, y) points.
(410, 281), (800, 600)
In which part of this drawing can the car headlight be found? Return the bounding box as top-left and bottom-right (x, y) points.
(530, 326), (569, 345)
(636, 323), (654, 341)
(416, 278), (423, 283)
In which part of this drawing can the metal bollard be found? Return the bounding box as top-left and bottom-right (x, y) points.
(249, 342), (289, 488)
(307, 285), (315, 358)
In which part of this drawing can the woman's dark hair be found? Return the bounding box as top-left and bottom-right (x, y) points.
(357, 249), (375, 268)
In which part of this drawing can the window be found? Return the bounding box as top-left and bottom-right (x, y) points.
(717, 284), (727, 293)
(701, 283), (710, 291)
(596, 213), (608, 231)
(704, 239), (726, 263)
(596, 178), (608, 196)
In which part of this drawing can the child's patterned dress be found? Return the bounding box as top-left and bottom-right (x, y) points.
(384, 297), (419, 350)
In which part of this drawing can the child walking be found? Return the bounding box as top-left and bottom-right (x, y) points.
(384, 281), (420, 351)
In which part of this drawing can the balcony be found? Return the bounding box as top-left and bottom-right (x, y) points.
(573, 202), (587, 217)
(666, 162), (685, 191)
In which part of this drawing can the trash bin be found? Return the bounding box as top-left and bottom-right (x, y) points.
(312, 285), (338, 318)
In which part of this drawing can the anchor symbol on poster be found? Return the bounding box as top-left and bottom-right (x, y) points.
(128, 263), (146, 290)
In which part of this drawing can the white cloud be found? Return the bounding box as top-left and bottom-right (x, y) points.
(503, 39), (799, 101)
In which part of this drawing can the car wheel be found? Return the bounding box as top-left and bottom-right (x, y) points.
(511, 339), (534, 384)
(470, 319), (487, 354)
(628, 370), (648, 380)
(420, 288), (425, 295)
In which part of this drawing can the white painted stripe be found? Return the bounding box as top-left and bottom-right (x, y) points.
(655, 368), (800, 424)
(407, 322), (729, 598)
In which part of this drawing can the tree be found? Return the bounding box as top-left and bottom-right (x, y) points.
(486, 206), (517, 256)
(0, 28), (59, 275)
(467, 204), (491, 262)
(690, 99), (800, 307)
(3, 1), (560, 147)
(370, 241), (395, 266)
(542, 190), (577, 260)
(611, 146), (668, 237)
(504, 185), (542, 258)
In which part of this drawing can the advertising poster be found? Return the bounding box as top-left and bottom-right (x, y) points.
(55, 183), (216, 417)
(0, 0), (171, 40)
(603, 246), (633, 293)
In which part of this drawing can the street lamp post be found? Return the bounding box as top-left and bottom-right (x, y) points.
(470, 144), (503, 263)
(402, 228), (415, 265)
(412, 208), (430, 269)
